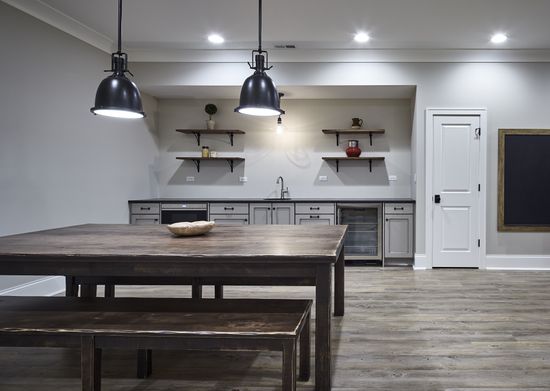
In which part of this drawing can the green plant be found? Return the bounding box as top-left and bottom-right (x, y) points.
(204, 104), (218, 120)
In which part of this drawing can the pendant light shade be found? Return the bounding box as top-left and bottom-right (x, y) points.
(235, 0), (283, 116)
(91, 0), (145, 119)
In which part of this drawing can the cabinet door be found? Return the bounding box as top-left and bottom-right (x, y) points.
(209, 214), (249, 225)
(272, 203), (295, 225)
(250, 204), (271, 225)
(296, 214), (334, 225)
(384, 215), (413, 258)
(130, 215), (160, 225)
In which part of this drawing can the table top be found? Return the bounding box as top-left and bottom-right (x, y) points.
(0, 224), (347, 265)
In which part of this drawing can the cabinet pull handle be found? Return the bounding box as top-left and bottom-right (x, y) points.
(310, 207), (320, 210)
(394, 207), (404, 210)
(310, 215), (320, 219)
(140, 207), (151, 210)
(224, 207), (234, 210)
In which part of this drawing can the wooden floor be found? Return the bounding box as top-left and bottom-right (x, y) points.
(1, 267), (550, 390)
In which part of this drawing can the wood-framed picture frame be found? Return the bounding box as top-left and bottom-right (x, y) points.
(498, 128), (550, 232)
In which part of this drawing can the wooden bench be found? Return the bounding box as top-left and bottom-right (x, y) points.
(0, 296), (311, 391)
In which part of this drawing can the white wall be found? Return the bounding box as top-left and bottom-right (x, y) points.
(158, 98), (412, 199)
(0, 3), (160, 292)
(133, 61), (550, 258)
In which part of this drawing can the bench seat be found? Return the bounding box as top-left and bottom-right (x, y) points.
(0, 296), (311, 391)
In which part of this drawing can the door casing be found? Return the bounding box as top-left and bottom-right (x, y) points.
(424, 109), (487, 269)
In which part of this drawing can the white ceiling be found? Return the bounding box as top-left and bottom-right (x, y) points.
(27, 0), (550, 50)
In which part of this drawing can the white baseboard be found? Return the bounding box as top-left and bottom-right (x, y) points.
(485, 255), (550, 270)
(413, 253), (430, 270)
(0, 276), (65, 296)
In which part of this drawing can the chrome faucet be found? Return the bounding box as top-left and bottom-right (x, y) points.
(276, 176), (289, 199)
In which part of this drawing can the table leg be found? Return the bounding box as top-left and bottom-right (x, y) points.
(81, 336), (101, 391)
(334, 248), (345, 317)
(81, 284), (97, 298)
(65, 276), (78, 297)
(192, 279), (203, 298)
(137, 349), (152, 378)
(316, 264), (332, 390)
(282, 340), (297, 391)
(214, 284), (224, 299)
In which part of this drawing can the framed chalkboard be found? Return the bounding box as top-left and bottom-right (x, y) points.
(498, 129), (550, 232)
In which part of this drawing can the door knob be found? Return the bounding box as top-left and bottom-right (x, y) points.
(434, 194), (441, 204)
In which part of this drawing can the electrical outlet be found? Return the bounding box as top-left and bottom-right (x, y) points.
(389, 175), (397, 181)
(239, 176), (248, 182)
(186, 176), (195, 182)
(319, 175), (328, 182)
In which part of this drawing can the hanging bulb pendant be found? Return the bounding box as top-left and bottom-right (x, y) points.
(235, 0), (283, 116)
(91, 0), (145, 119)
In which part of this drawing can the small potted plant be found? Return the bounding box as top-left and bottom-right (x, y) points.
(205, 103), (218, 130)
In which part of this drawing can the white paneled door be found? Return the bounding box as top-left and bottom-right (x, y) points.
(432, 116), (481, 267)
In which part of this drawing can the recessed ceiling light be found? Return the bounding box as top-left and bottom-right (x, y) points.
(208, 34), (225, 44)
(354, 32), (371, 43)
(491, 33), (508, 44)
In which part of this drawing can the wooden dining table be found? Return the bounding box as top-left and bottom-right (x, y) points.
(0, 223), (347, 391)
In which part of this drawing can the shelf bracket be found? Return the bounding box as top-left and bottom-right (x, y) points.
(335, 133), (340, 146)
(193, 132), (201, 146)
(226, 159), (235, 173)
(336, 159), (339, 172)
(369, 159), (372, 172)
(228, 132), (234, 146)
(192, 159), (200, 172)
(369, 133), (373, 146)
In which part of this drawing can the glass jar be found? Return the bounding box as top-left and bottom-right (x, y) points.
(201, 146), (210, 158)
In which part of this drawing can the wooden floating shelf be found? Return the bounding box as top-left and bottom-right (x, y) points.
(176, 157), (245, 173)
(322, 129), (385, 146)
(176, 129), (246, 146)
(322, 156), (385, 172)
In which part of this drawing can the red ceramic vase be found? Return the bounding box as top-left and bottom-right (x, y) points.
(346, 140), (361, 157)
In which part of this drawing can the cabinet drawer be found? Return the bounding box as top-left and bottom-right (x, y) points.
(295, 203), (335, 214)
(131, 203), (160, 215)
(296, 215), (335, 225)
(209, 214), (249, 225)
(130, 214), (160, 225)
(384, 203), (413, 214)
(209, 203), (249, 214)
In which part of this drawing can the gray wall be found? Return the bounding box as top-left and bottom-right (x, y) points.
(133, 61), (550, 256)
(0, 3), (160, 291)
(158, 98), (412, 199)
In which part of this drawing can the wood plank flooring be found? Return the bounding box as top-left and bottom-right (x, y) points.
(1, 267), (550, 390)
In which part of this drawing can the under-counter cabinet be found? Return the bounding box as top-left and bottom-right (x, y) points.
(384, 203), (414, 260)
(129, 203), (160, 225)
(250, 203), (295, 225)
(295, 203), (335, 225)
(209, 202), (249, 225)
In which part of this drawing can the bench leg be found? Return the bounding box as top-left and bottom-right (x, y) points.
(81, 336), (101, 391)
(282, 340), (296, 391)
(214, 284), (224, 299)
(298, 315), (311, 382)
(192, 280), (203, 299)
(137, 349), (153, 379)
(65, 276), (78, 297)
(81, 284), (98, 298)
(104, 284), (116, 298)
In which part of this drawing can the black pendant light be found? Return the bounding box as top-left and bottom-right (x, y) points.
(91, 0), (145, 119)
(235, 0), (284, 116)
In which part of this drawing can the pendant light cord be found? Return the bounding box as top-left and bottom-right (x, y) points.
(117, 0), (123, 54)
(258, 0), (262, 52)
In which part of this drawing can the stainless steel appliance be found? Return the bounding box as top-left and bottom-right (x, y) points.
(337, 203), (382, 262)
(160, 203), (208, 224)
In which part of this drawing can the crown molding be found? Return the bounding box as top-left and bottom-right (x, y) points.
(2, 0), (113, 53)
(127, 48), (550, 63)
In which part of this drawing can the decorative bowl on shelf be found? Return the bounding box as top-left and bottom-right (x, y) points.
(167, 221), (215, 237)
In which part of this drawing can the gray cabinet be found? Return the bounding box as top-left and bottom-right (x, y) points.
(384, 203), (414, 260)
(296, 202), (335, 226)
(209, 202), (249, 225)
(129, 202), (160, 225)
(250, 203), (295, 225)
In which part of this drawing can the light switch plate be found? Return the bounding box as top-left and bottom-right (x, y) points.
(239, 176), (248, 182)
(319, 175), (328, 182)
(186, 176), (195, 182)
(389, 175), (397, 181)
